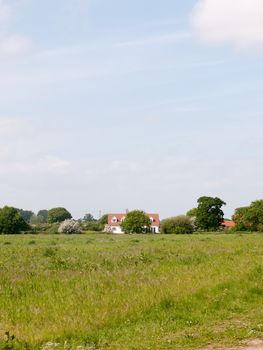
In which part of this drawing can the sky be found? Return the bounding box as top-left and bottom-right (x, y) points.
(0, 0), (263, 219)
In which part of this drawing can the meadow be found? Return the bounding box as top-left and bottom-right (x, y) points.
(0, 233), (263, 350)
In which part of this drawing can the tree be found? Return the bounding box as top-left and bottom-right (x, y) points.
(37, 210), (48, 222)
(186, 208), (198, 218)
(161, 216), (194, 234)
(30, 214), (46, 225)
(121, 210), (151, 234)
(98, 214), (108, 225)
(83, 213), (96, 222)
(233, 200), (263, 232)
(245, 200), (263, 231)
(16, 209), (34, 223)
(48, 207), (72, 223)
(195, 196), (226, 231)
(58, 220), (82, 234)
(0, 206), (29, 234)
(232, 207), (250, 231)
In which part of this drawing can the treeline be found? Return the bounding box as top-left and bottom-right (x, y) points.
(0, 206), (107, 234)
(0, 196), (262, 235)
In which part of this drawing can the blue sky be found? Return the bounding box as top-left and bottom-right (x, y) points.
(0, 0), (263, 219)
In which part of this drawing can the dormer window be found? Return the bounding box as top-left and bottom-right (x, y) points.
(111, 216), (118, 223)
(150, 217), (154, 223)
(120, 216), (125, 222)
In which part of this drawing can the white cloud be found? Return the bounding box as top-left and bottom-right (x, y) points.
(0, 0), (10, 22)
(0, 1), (32, 56)
(0, 117), (25, 136)
(191, 0), (263, 48)
(0, 156), (71, 176)
(0, 35), (32, 56)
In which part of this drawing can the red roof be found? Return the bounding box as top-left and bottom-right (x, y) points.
(222, 220), (236, 228)
(108, 213), (160, 227)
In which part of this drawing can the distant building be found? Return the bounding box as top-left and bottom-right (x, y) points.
(222, 220), (236, 228)
(106, 213), (160, 234)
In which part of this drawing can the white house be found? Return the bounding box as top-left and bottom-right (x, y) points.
(106, 213), (160, 234)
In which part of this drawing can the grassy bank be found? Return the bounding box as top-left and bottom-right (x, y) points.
(0, 233), (263, 349)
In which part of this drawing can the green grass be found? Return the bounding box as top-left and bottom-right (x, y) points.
(0, 233), (263, 349)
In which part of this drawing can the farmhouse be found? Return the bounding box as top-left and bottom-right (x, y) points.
(222, 220), (236, 228)
(106, 213), (160, 234)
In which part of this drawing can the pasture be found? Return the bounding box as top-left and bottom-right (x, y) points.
(0, 233), (263, 349)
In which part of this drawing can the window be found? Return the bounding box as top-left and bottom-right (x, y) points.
(111, 216), (118, 223)
(150, 217), (154, 223)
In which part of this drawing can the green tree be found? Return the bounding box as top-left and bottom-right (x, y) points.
(0, 206), (29, 234)
(195, 196), (226, 231)
(37, 210), (48, 222)
(246, 200), (263, 231)
(83, 213), (96, 222)
(121, 210), (151, 234)
(16, 209), (34, 223)
(161, 216), (193, 234)
(232, 207), (250, 231)
(48, 207), (72, 223)
(30, 214), (46, 225)
(186, 208), (198, 218)
(98, 214), (108, 225)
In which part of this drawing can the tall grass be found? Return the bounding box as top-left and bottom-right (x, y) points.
(0, 233), (263, 349)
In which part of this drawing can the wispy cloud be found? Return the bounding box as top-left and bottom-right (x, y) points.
(116, 31), (191, 47)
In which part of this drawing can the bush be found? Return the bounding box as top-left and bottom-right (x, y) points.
(58, 220), (82, 234)
(258, 224), (263, 233)
(45, 224), (60, 234)
(84, 221), (104, 232)
(161, 215), (194, 235)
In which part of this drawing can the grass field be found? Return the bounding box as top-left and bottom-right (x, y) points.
(1, 233), (263, 350)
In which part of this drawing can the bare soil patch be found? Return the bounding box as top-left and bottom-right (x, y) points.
(202, 339), (263, 350)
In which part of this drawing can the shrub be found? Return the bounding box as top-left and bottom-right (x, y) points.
(58, 220), (82, 234)
(84, 221), (104, 232)
(161, 215), (194, 235)
(45, 224), (60, 234)
(258, 224), (263, 233)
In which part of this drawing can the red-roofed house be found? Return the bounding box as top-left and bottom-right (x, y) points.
(106, 213), (160, 234)
(222, 220), (236, 228)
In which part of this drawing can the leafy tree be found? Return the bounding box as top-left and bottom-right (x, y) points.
(16, 209), (34, 223)
(186, 208), (198, 218)
(245, 200), (263, 231)
(0, 206), (29, 234)
(83, 213), (96, 222)
(232, 207), (250, 231)
(98, 214), (108, 225)
(37, 210), (48, 222)
(195, 196), (226, 231)
(233, 200), (263, 232)
(30, 214), (46, 225)
(161, 216), (194, 234)
(48, 207), (72, 223)
(121, 210), (151, 234)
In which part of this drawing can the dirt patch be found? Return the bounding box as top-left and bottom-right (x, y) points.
(202, 339), (263, 350)
(240, 339), (263, 350)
